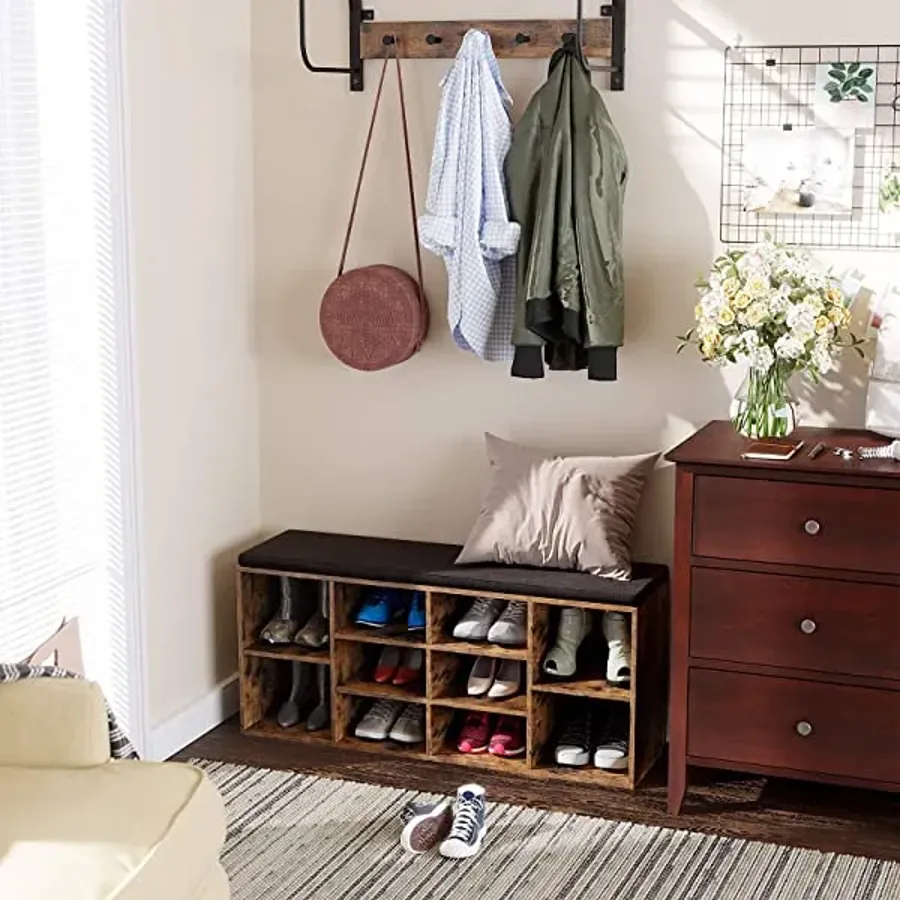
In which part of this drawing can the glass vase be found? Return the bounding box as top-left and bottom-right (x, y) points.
(730, 364), (797, 439)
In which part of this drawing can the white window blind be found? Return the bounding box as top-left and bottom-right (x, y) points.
(0, 0), (139, 735)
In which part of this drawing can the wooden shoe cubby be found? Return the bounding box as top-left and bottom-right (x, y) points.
(237, 530), (670, 790)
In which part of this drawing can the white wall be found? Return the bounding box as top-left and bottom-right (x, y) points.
(124, 0), (261, 729)
(252, 0), (900, 563)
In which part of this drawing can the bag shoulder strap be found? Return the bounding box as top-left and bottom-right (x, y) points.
(337, 56), (425, 301)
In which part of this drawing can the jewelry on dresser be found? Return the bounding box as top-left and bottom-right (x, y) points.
(858, 440), (900, 461)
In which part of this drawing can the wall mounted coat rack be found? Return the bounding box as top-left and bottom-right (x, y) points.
(297, 0), (627, 93)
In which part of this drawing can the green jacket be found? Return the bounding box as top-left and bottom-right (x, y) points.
(506, 39), (628, 381)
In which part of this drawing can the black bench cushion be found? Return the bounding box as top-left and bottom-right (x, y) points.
(238, 530), (667, 608)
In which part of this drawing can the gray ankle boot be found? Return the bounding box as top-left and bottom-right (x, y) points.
(306, 664), (331, 732)
(277, 662), (312, 728)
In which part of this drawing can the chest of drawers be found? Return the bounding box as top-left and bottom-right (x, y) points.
(666, 421), (900, 814)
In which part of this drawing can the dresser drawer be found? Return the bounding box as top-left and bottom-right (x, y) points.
(688, 669), (900, 784)
(690, 568), (900, 680)
(693, 476), (900, 575)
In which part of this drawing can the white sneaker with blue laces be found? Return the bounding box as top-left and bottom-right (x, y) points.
(439, 784), (487, 859)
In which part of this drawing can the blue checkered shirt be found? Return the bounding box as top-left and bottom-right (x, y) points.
(419, 30), (520, 362)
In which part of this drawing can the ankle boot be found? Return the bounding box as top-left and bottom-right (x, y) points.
(261, 577), (300, 644)
(542, 608), (592, 677)
(277, 662), (312, 728)
(306, 664), (331, 732)
(603, 611), (631, 683)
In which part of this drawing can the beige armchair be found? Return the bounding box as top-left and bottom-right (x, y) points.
(0, 678), (229, 900)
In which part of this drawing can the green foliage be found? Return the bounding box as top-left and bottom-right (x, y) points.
(824, 61), (875, 103)
(879, 169), (900, 214)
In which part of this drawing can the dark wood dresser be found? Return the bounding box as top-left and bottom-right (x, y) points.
(666, 421), (900, 814)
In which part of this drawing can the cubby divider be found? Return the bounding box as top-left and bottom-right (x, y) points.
(237, 546), (669, 791)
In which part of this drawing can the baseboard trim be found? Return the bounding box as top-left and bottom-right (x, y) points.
(149, 674), (239, 760)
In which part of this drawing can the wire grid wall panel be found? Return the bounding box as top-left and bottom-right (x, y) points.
(721, 45), (900, 249)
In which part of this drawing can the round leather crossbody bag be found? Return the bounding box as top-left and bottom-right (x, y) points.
(320, 57), (428, 371)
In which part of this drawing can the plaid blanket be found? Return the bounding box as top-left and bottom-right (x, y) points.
(0, 662), (138, 760)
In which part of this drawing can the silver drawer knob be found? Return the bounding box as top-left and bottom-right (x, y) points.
(804, 519), (821, 536)
(796, 721), (814, 737)
(800, 618), (817, 635)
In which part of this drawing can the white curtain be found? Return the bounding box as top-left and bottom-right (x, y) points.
(0, 0), (140, 738)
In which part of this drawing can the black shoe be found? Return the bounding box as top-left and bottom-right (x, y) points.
(554, 710), (594, 767)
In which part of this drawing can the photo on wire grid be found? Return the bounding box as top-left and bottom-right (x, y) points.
(742, 127), (856, 217)
(814, 61), (878, 131)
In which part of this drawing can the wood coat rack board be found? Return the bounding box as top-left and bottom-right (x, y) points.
(298, 0), (627, 92)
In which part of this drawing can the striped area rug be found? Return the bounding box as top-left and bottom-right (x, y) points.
(197, 760), (900, 900)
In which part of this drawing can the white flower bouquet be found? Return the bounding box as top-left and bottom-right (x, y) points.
(678, 236), (865, 438)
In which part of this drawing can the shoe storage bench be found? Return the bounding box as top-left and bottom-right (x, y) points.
(237, 531), (670, 790)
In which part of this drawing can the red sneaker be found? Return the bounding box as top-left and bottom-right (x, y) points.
(457, 712), (492, 754)
(489, 716), (525, 758)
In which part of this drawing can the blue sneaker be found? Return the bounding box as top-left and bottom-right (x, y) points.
(355, 589), (406, 628)
(439, 784), (487, 859)
(407, 592), (426, 631)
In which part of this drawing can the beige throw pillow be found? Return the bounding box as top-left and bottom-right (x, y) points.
(457, 434), (657, 580)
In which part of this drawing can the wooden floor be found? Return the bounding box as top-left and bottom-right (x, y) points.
(180, 717), (900, 863)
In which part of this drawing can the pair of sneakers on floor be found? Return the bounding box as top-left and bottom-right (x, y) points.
(399, 784), (487, 859)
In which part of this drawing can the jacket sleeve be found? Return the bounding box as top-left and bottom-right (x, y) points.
(418, 67), (463, 261)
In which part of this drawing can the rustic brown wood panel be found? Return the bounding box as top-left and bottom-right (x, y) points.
(427, 592), (457, 644)
(433, 746), (529, 774)
(239, 572), (271, 649)
(688, 669), (900, 785)
(339, 732), (429, 761)
(432, 694), (527, 718)
(429, 649), (460, 700)
(668, 468), (693, 814)
(634, 585), (670, 788)
(240, 656), (277, 731)
(693, 475), (900, 575)
(338, 679), (425, 703)
(527, 692), (555, 770)
(428, 705), (455, 757)
(243, 717), (333, 746)
(360, 19), (612, 61)
(243, 643), (329, 665)
(691, 568), (900, 680)
(429, 638), (528, 660)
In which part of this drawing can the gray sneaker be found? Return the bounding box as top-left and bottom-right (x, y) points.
(439, 784), (487, 859)
(399, 799), (453, 854)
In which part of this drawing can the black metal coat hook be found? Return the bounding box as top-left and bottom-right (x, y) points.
(515, 33), (532, 45)
(298, 0), (369, 91)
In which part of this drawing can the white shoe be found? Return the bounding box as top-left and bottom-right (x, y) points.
(543, 608), (592, 677)
(603, 611), (631, 683)
(388, 704), (425, 744)
(467, 658), (496, 697)
(487, 601), (527, 646)
(453, 598), (504, 642)
(594, 708), (629, 770)
(354, 699), (404, 741)
(439, 784), (487, 859)
(399, 800), (453, 854)
(487, 660), (521, 699)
